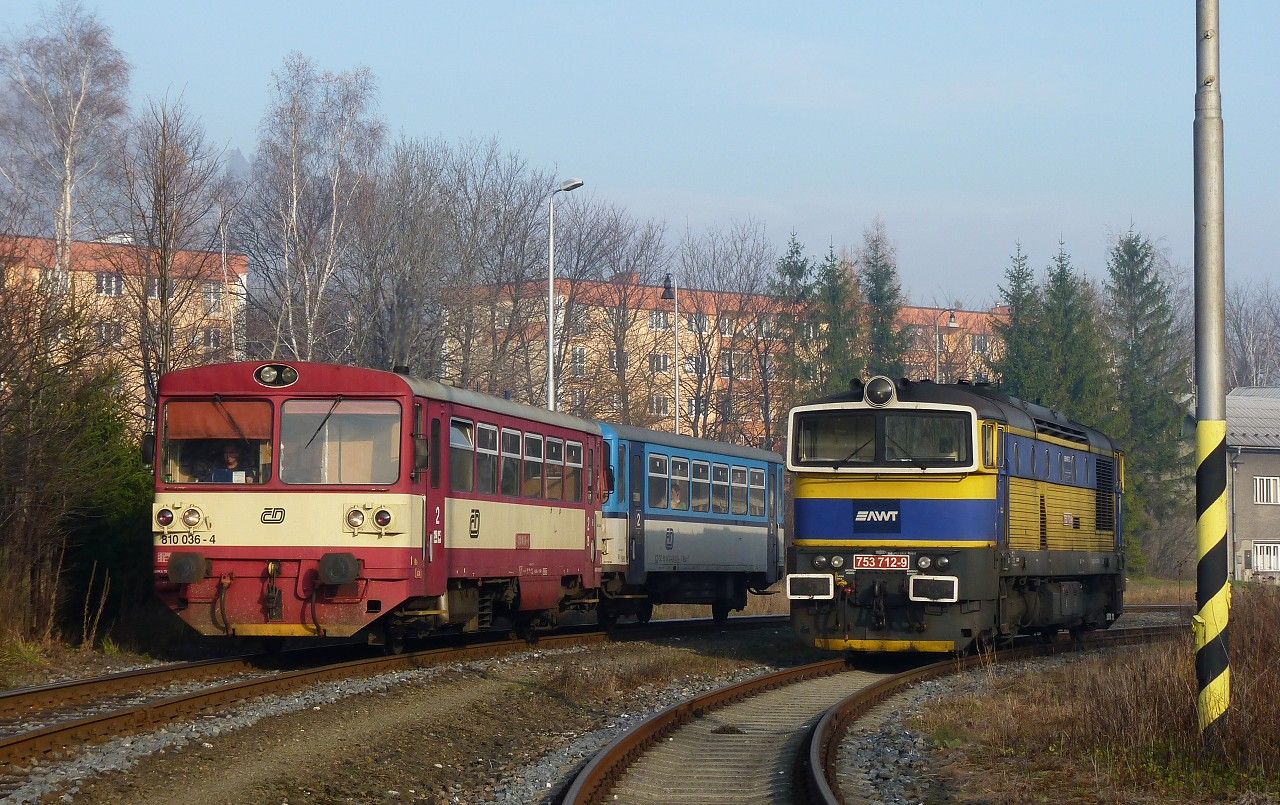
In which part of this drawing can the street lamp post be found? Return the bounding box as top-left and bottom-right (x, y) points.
(546, 178), (584, 411)
(662, 272), (680, 435)
(934, 309), (958, 382)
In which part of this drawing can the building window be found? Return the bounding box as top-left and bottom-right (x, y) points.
(607, 348), (626, 372)
(568, 388), (586, 413)
(648, 394), (670, 417)
(147, 277), (174, 300)
(649, 352), (670, 373)
(1255, 476), (1280, 505)
(1256, 543), (1280, 572)
(719, 316), (737, 337)
(571, 346), (586, 377)
(684, 354), (707, 376)
(96, 272), (123, 297)
(206, 281), (223, 312)
(686, 312), (709, 333)
(94, 320), (124, 345)
(202, 327), (222, 351)
(649, 310), (671, 331)
(971, 333), (990, 355)
(721, 351), (750, 380)
(687, 395), (705, 418)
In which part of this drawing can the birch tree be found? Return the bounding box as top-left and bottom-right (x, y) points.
(0, 0), (129, 281)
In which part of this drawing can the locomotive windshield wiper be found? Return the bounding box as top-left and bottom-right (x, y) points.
(833, 436), (874, 467)
(884, 433), (928, 470)
(304, 395), (344, 450)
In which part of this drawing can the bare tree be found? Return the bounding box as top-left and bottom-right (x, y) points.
(0, 0), (129, 279)
(242, 53), (384, 361)
(100, 96), (234, 422)
(1226, 281), (1280, 389)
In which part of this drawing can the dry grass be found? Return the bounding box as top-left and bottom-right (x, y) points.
(1126, 576), (1196, 605)
(915, 585), (1280, 801)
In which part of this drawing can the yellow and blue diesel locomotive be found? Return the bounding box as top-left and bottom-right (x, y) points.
(784, 376), (1124, 652)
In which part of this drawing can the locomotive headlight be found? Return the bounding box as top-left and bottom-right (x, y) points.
(257, 365), (279, 383)
(917, 555), (932, 570)
(864, 376), (896, 407)
(812, 555), (829, 570)
(346, 509), (366, 528)
(936, 556), (951, 569)
(373, 509), (392, 528)
(181, 508), (202, 528)
(280, 366), (298, 384)
(829, 555), (845, 569)
(156, 508), (174, 527)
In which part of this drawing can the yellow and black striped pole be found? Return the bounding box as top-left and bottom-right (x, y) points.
(1193, 0), (1229, 735)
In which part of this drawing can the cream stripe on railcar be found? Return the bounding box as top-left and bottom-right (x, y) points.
(444, 498), (586, 551)
(153, 493), (424, 549)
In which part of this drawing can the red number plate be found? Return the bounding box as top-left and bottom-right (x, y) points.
(853, 554), (910, 570)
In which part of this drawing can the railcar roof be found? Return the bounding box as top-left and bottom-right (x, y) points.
(803, 379), (1117, 453)
(603, 423), (782, 463)
(403, 377), (603, 435)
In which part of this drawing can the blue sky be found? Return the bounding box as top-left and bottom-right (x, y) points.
(7, 2), (1277, 307)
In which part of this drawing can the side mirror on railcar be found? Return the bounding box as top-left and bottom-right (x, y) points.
(140, 432), (155, 466)
(413, 436), (430, 473)
(604, 465), (615, 495)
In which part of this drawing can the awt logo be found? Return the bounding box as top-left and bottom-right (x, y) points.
(852, 500), (902, 533)
(855, 510), (899, 523)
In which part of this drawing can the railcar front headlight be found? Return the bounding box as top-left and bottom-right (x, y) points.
(346, 509), (366, 528)
(373, 509), (392, 528)
(829, 555), (845, 569)
(181, 508), (202, 528)
(156, 508), (174, 527)
(812, 555), (829, 570)
(257, 365), (279, 383)
(917, 555), (932, 570)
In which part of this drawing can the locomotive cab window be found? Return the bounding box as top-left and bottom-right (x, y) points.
(792, 409), (971, 469)
(280, 399), (401, 485)
(793, 411), (874, 465)
(884, 413), (969, 465)
(162, 400), (272, 484)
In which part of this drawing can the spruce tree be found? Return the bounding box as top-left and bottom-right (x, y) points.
(770, 233), (817, 396)
(1104, 229), (1191, 575)
(813, 245), (861, 394)
(1039, 242), (1113, 427)
(991, 243), (1047, 400)
(859, 218), (907, 377)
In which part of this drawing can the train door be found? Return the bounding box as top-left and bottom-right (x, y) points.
(765, 465), (779, 584)
(421, 403), (448, 595)
(626, 442), (646, 585)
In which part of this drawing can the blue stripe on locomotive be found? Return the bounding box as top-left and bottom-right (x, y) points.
(794, 498), (999, 542)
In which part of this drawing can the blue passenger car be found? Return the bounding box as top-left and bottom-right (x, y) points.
(598, 424), (784, 623)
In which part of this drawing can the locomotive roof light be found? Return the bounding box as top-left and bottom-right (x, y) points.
(255, 364), (299, 387)
(864, 376), (896, 407)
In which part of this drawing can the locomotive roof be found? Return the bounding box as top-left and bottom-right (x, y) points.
(805, 379), (1118, 453)
(604, 423), (782, 464)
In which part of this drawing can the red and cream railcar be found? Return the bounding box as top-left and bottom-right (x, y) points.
(151, 361), (606, 644)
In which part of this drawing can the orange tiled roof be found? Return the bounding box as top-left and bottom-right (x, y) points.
(1, 235), (248, 279)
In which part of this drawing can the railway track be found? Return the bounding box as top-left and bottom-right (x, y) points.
(561, 622), (1185, 804)
(0, 616), (784, 775)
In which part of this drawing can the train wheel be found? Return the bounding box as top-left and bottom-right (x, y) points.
(711, 600), (731, 624)
(384, 632), (406, 655)
(636, 601), (653, 624)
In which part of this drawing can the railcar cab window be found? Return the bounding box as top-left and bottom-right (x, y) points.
(280, 399), (400, 485)
(162, 400), (271, 484)
(792, 409), (971, 469)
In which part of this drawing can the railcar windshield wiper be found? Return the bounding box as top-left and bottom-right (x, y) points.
(304, 395), (344, 450)
(213, 395), (250, 445)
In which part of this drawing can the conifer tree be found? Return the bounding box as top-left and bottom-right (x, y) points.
(1039, 242), (1112, 427)
(859, 218), (907, 377)
(770, 233), (817, 396)
(1103, 229), (1191, 575)
(991, 243), (1046, 400)
(813, 245), (861, 394)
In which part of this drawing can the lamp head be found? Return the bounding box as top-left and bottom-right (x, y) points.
(559, 178), (584, 193)
(661, 273), (675, 301)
